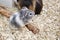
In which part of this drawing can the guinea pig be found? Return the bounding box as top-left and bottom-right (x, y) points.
(9, 7), (35, 28)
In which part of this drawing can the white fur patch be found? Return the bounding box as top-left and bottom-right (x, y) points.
(10, 12), (25, 27)
(15, 13), (25, 27)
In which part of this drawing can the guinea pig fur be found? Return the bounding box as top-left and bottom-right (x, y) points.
(9, 7), (35, 28)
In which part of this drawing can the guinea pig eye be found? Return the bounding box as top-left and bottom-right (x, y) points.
(28, 12), (33, 16)
(29, 12), (32, 15)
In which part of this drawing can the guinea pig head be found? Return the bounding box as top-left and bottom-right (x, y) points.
(19, 7), (35, 23)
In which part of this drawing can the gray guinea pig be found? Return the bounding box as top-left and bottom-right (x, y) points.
(10, 7), (35, 28)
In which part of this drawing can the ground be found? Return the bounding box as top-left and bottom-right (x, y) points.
(0, 0), (60, 40)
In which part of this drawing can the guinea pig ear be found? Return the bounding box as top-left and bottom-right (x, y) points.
(19, 10), (26, 19)
(20, 7), (28, 15)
